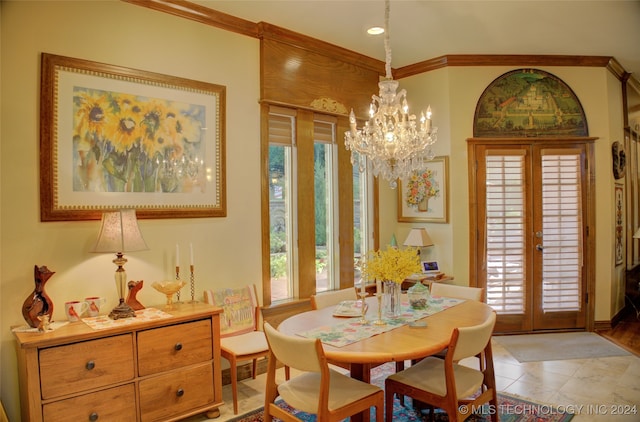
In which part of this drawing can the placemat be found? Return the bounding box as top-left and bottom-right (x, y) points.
(12, 321), (69, 333)
(82, 307), (173, 330)
(297, 297), (464, 347)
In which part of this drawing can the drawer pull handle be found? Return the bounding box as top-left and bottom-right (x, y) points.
(176, 388), (185, 397)
(86, 361), (95, 370)
(174, 343), (183, 351)
(89, 412), (99, 421)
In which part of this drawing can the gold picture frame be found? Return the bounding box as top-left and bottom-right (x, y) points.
(40, 53), (226, 221)
(397, 156), (449, 223)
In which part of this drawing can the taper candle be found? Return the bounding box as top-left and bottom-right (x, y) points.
(190, 243), (194, 266)
(176, 244), (180, 267)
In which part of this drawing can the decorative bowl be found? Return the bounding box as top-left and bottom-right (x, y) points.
(151, 280), (186, 310)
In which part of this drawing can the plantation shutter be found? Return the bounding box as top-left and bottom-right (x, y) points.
(485, 150), (526, 315)
(540, 150), (582, 312)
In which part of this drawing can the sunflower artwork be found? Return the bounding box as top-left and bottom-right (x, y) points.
(73, 88), (206, 194)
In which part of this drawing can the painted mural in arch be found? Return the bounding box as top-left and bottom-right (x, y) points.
(473, 69), (588, 137)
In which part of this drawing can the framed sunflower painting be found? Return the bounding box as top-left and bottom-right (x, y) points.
(397, 156), (449, 223)
(39, 53), (226, 221)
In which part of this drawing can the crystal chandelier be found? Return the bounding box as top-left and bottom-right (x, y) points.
(344, 0), (437, 188)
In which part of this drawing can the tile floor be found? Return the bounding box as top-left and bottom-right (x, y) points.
(190, 337), (640, 421)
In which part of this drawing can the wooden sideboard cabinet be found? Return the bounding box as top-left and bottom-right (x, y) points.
(13, 302), (223, 422)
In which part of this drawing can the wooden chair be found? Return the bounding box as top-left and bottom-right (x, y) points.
(263, 322), (384, 422)
(310, 287), (358, 310)
(428, 283), (486, 368)
(385, 312), (498, 422)
(430, 283), (484, 301)
(203, 284), (270, 415)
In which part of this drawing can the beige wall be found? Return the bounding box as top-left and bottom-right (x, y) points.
(379, 65), (625, 322)
(1, 2), (261, 420)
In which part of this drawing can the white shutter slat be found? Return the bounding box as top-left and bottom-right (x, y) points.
(541, 153), (582, 313)
(485, 153), (526, 314)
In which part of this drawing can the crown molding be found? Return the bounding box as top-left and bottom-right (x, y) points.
(125, 1), (638, 86)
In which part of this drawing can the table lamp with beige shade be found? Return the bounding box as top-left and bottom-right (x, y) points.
(403, 227), (434, 256)
(92, 209), (148, 319)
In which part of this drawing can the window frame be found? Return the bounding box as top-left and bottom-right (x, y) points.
(261, 103), (373, 307)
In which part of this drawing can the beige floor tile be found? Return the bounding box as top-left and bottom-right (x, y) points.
(493, 360), (528, 380)
(517, 368), (571, 390)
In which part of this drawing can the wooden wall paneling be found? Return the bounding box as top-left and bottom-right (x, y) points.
(261, 38), (380, 119)
(337, 116), (355, 290)
(260, 103), (274, 307)
(296, 110), (316, 299)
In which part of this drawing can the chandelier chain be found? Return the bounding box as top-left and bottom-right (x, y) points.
(344, 0), (438, 188)
(384, 0), (392, 79)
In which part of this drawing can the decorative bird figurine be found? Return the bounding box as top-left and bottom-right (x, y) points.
(126, 280), (145, 310)
(22, 265), (55, 328)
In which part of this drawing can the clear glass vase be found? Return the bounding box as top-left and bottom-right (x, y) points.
(383, 280), (402, 317)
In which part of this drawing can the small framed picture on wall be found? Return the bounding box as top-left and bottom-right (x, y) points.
(397, 156), (449, 223)
(615, 183), (624, 266)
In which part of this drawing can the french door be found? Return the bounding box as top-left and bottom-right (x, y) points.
(469, 139), (595, 332)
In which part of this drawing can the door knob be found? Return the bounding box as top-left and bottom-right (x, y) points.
(536, 244), (544, 251)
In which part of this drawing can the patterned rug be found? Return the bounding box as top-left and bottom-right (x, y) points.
(228, 363), (573, 422)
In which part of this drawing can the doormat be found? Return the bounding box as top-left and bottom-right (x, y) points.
(494, 332), (631, 362)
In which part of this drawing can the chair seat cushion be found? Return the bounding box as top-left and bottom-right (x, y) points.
(387, 356), (484, 398)
(278, 369), (381, 414)
(221, 331), (268, 355)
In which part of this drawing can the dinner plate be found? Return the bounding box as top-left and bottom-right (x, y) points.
(333, 300), (367, 317)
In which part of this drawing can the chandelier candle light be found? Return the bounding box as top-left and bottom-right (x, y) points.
(345, 0), (437, 188)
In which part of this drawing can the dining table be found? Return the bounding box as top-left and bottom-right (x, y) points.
(277, 294), (494, 421)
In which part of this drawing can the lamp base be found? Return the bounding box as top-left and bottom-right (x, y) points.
(109, 298), (137, 320)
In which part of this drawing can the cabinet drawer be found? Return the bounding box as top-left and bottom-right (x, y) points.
(43, 383), (136, 422)
(39, 334), (134, 399)
(137, 319), (212, 376)
(139, 363), (214, 421)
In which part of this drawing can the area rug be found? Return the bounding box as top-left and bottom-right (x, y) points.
(494, 332), (631, 363)
(229, 363), (573, 422)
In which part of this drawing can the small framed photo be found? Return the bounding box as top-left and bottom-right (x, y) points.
(422, 261), (439, 274)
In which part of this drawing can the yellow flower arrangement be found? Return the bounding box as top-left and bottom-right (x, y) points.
(360, 246), (422, 284)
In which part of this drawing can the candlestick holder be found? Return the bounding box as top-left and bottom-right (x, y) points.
(188, 264), (197, 303)
(175, 266), (181, 303)
(357, 292), (368, 324)
(373, 293), (386, 325)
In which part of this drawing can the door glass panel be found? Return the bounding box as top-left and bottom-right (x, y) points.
(353, 152), (371, 290)
(541, 153), (582, 312)
(268, 107), (296, 303)
(269, 144), (294, 302)
(314, 119), (337, 293)
(485, 153), (526, 314)
(314, 142), (332, 292)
